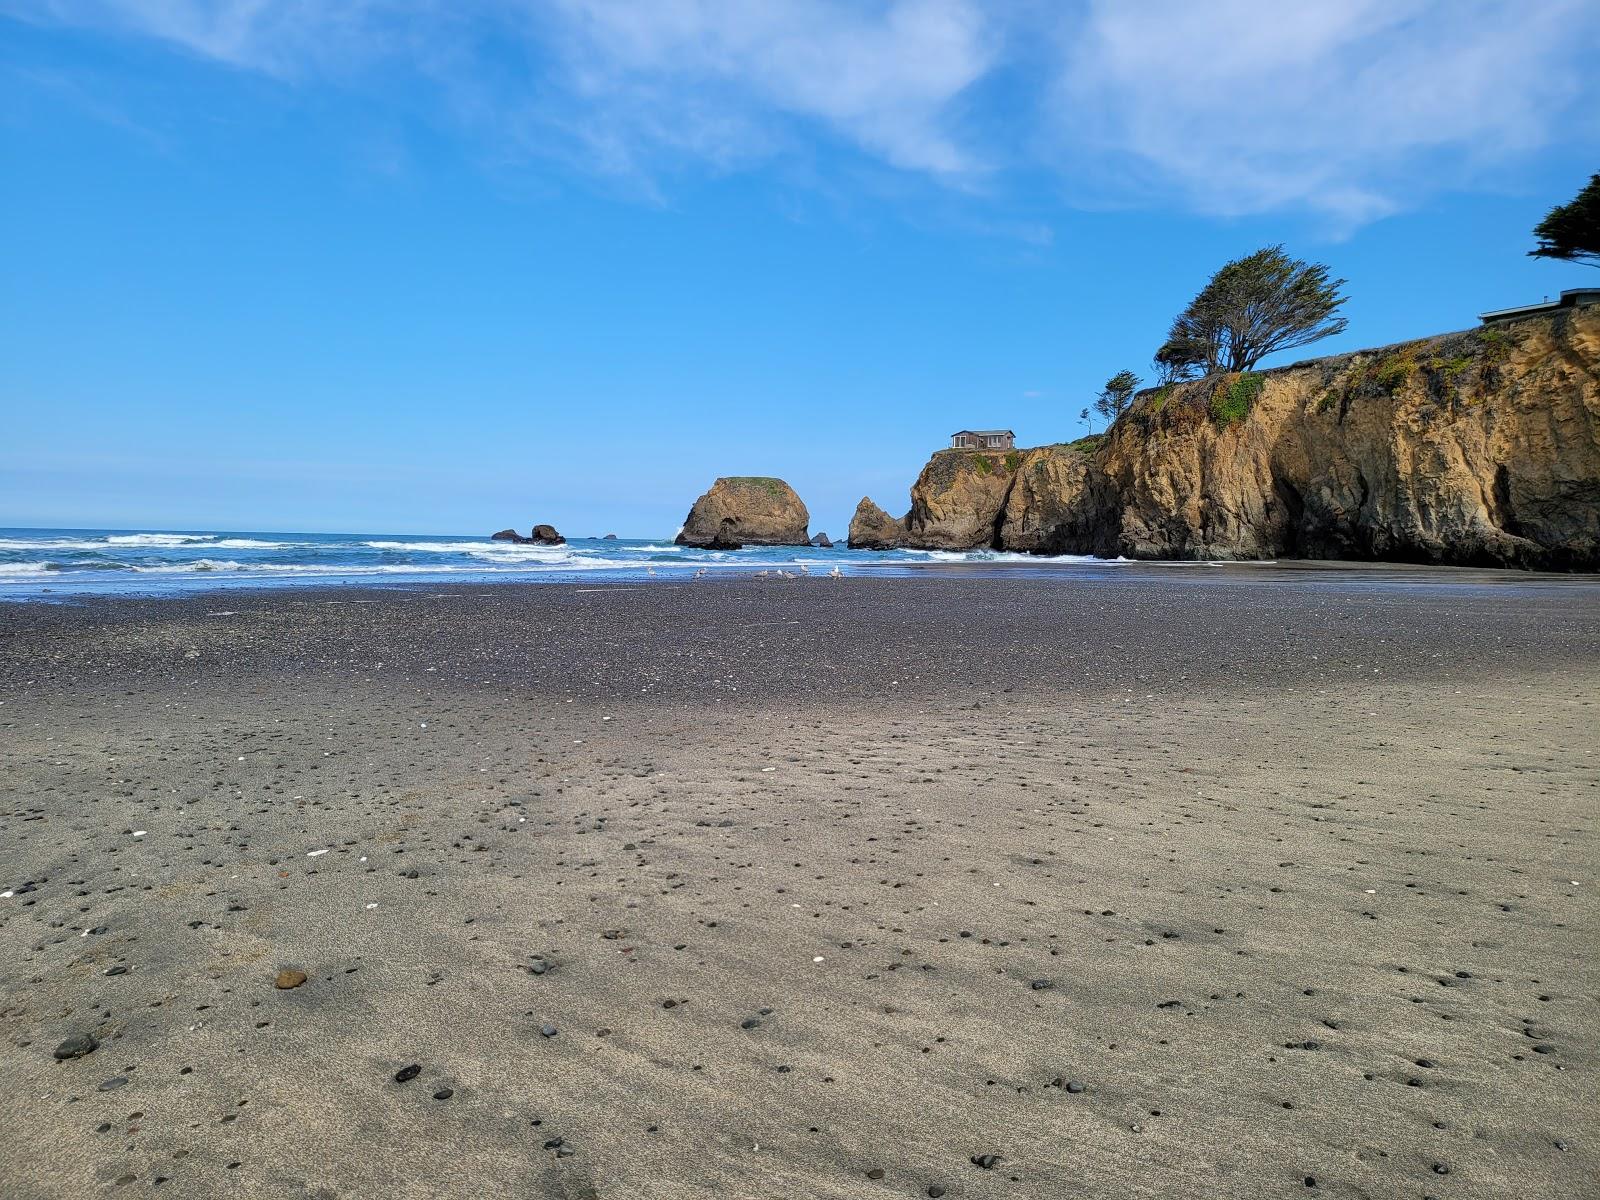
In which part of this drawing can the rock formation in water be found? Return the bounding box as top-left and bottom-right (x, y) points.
(881, 306), (1600, 570)
(847, 498), (907, 549)
(810, 531), (834, 548)
(903, 449), (1023, 550)
(675, 477), (810, 549)
(491, 525), (566, 545)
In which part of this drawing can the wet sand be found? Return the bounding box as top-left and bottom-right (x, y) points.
(2, 568), (1597, 1199)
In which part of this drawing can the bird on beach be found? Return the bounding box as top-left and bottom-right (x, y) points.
(693, 567), (707, 579)
(755, 570), (769, 578)
(829, 566), (842, 578)
(798, 564), (810, 575)
(646, 566), (657, 577)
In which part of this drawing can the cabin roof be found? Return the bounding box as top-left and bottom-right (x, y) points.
(1480, 287), (1600, 323)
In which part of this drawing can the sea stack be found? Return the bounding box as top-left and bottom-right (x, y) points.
(675, 477), (810, 549)
(490, 525), (566, 545)
(847, 497), (907, 550)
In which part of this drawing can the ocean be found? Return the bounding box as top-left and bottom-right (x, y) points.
(0, 528), (1117, 599)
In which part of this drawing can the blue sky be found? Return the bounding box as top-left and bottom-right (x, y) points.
(4, 1), (1597, 537)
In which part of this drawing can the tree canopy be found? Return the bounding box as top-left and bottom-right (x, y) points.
(1529, 172), (1600, 267)
(1094, 370), (1140, 427)
(1161, 246), (1348, 374)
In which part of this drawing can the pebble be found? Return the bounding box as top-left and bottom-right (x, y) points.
(98, 1076), (129, 1091)
(971, 1154), (1001, 1169)
(928, 1187), (947, 1198)
(540, 1023), (559, 1038)
(53, 1032), (98, 1060)
(274, 968), (308, 989)
(433, 1088), (453, 1100)
(394, 1064), (421, 1083)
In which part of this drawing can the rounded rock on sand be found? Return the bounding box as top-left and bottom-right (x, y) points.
(53, 1032), (98, 1060)
(275, 968), (308, 989)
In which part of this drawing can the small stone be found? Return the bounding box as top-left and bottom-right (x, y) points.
(433, 1088), (453, 1100)
(274, 969), (307, 990)
(971, 1154), (1000, 1169)
(866, 1168), (885, 1180)
(103, 966), (128, 976)
(540, 1023), (558, 1038)
(1065, 1080), (1085, 1094)
(98, 1076), (129, 1091)
(1030, 979), (1053, 990)
(394, 1064), (421, 1083)
(740, 1018), (762, 1030)
(928, 1187), (947, 1199)
(53, 1033), (98, 1060)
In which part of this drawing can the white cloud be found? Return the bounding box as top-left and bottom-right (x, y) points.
(7, 0), (1597, 227)
(542, 0), (994, 177)
(1051, 0), (1600, 224)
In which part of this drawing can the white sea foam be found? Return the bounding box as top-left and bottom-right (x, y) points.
(0, 562), (62, 576)
(106, 533), (216, 546)
(0, 537), (109, 551)
(211, 538), (290, 549)
(365, 540), (568, 554)
(907, 548), (1112, 565)
(131, 559), (245, 573)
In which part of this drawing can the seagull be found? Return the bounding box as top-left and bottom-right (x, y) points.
(693, 567), (707, 579)
(755, 570), (769, 579)
(646, 566), (657, 576)
(798, 564), (810, 575)
(829, 566), (842, 578)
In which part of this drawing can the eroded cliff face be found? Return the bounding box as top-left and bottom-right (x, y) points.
(847, 497), (906, 549)
(675, 477), (810, 548)
(884, 307), (1600, 569)
(901, 450), (1022, 550)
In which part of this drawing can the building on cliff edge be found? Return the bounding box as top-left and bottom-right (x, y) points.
(950, 429), (1015, 450)
(1479, 287), (1599, 324)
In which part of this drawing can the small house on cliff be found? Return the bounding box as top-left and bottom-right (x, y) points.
(950, 429), (1015, 450)
(1479, 288), (1599, 324)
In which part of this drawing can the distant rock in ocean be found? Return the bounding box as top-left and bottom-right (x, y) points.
(847, 497), (906, 550)
(602, 533), (618, 540)
(490, 525), (566, 545)
(675, 477), (810, 549)
(810, 531), (833, 548)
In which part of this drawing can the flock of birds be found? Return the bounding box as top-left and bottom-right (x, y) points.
(643, 565), (844, 580)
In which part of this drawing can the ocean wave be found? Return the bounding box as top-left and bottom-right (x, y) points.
(131, 559), (245, 573)
(106, 533), (216, 546)
(906, 548), (1114, 564)
(0, 537), (111, 551)
(0, 561), (63, 576)
(364, 539), (570, 554)
(211, 538), (291, 549)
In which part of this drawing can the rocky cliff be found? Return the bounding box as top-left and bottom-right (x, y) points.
(847, 498), (907, 549)
(868, 306), (1600, 569)
(676, 477), (810, 549)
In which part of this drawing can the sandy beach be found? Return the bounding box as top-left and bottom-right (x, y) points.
(2, 567), (1596, 1199)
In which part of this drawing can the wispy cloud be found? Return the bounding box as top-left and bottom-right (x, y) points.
(1050, 0), (1600, 225)
(7, 0), (1597, 228)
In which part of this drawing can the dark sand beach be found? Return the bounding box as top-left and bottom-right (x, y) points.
(2, 567), (1597, 1199)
